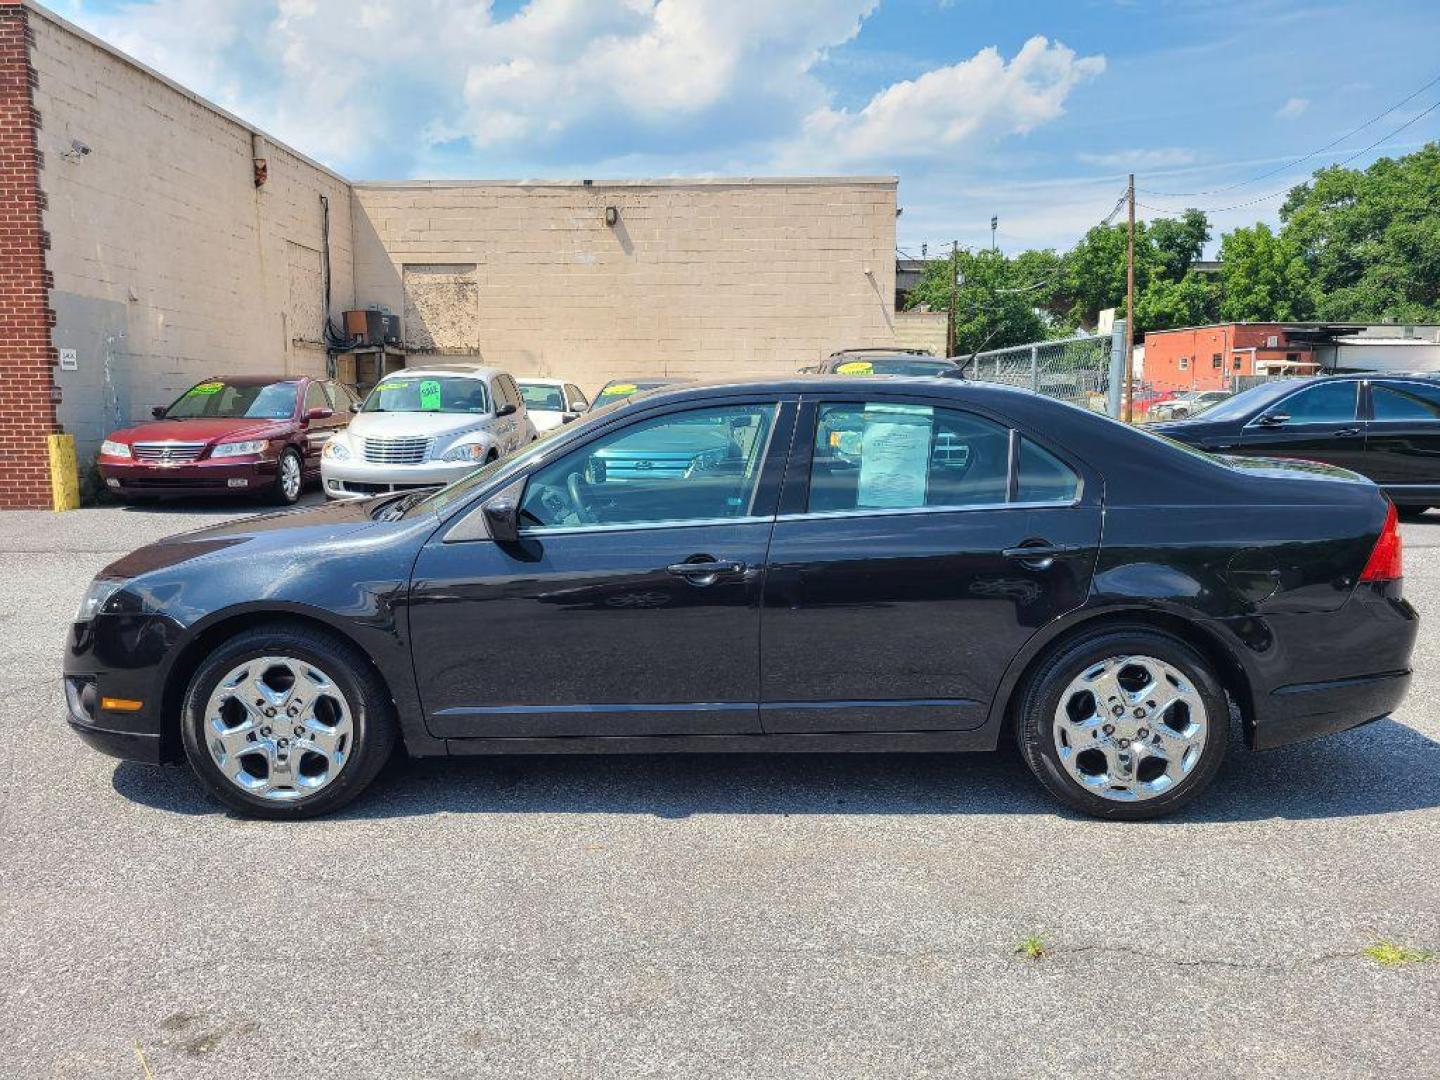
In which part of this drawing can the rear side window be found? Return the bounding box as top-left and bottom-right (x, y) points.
(1017, 438), (1080, 503)
(808, 403), (1012, 512)
(305, 382), (329, 414)
(1372, 382), (1440, 421)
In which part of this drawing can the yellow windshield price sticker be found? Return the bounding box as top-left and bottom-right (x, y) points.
(419, 379), (443, 410)
(835, 361), (874, 375)
(188, 381), (223, 395)
(608, 383), (638, 394)
(374, 381), (404, 393)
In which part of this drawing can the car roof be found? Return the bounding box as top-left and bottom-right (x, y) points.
(830, 347), (935, 357)
(195, 374), (302, 386)
(517, 377), (566, 385)
(383, 365), (505, 381)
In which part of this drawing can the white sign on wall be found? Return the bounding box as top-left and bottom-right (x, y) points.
(59, 348), (78, 371)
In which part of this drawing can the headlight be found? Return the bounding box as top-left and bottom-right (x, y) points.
(440, 442), (489, 463)
(323, 439), (350, 460)
(76, 578), (125, 622)
(211, 440), (269, 458)
(100, 439), (131, 459)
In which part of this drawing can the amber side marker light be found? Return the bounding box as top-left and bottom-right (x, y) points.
(100, 697), (144, 713)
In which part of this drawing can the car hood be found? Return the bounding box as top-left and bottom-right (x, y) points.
(100, 497), (403, 580)
(342, 411), (491, 441)
(109, 417), (292, 444)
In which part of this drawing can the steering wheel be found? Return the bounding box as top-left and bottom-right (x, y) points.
(566, 471), (596, 524)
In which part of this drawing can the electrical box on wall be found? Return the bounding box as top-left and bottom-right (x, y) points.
(342, 309), (401, 347)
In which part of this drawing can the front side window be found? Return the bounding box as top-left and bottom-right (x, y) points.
(1263, 381), (1357, 424)
(361, 377), (489, 415)
(808, 403), (1012, 513)
(1372, 382), (1440, 421)
(305, 382), (329, 414)
(519, 403), (777, 529)
(164, 380), (299, 420)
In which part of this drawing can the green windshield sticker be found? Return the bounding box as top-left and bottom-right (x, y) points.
(419, 379), (443, 411)
(188, 381), (223, 395)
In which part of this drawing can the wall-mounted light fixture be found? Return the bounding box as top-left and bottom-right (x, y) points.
(60, 138), (91, 162)
(604, 206), (619, 228)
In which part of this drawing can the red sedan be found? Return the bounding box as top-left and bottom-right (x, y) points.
(98, 375), (358, 503)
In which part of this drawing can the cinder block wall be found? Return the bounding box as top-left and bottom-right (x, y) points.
(27, 3), (354, 464)
(0, 1), (57, 509)
(352, 179), (898, 395)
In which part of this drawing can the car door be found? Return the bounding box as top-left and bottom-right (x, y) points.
(1238, 379), (1366, 470)
(1361, 379), (1440, 492)
(300, 380), (344, 474)
(407, 396), (795, 739)
(759, 394), (1102, 734)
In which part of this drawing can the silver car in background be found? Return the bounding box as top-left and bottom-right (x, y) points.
(517, 378), (589, 433)
(321, 365), (536, 499)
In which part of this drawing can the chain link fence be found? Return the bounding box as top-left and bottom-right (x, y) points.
(957, 332), (1118, 414)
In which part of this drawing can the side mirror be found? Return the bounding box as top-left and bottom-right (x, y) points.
(569, 401), (587, 413)
(151, 405), (167, 419)
(1258, 413), (1289, 427)
(496, 402), (517, 417)
(482, 490), (520, 543)
(306, 407), (334, 421)
(562, 412), (579, 424)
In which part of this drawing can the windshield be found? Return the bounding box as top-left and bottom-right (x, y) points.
(831, 358), (958, 377)
(164, 380), (299, 420)
(593, 380), (672, 408)
(1189, 380), (1303, 422)
(519, 383), (566, 410)
(361, 376), (490, 415)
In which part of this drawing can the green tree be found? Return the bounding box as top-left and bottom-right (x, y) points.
(1218, 223), (1314, 322)
(904, 248), (1047, 354)
(1136, 271), (1220, 331)
(1147, 209), (1210, 282)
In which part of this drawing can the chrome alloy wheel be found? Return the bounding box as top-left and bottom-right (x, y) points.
(204, 656), (353, 801)
(279, 453), (303, 501)
(1053, 654), (1208, 802)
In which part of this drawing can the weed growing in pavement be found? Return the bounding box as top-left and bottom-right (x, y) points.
(1363, 941), (1436, 968)
(1015, 934), (1048, 961)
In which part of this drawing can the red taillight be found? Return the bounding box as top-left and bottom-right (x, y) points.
(1359, 501), (1403, 582)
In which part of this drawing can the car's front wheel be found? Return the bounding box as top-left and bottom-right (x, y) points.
(271, 448), (304, 505)
(1015, 627), (1228, 820)
(180, 625), (397, 819)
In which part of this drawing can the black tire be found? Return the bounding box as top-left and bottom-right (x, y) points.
(1397, 505), (1430, 521)
(180, 624), (398, 819)
(1014, 627), (1228, 821)
(270, 447), (304, 505)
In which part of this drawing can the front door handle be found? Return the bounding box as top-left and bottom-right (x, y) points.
(666, 557), (746, 586)
(1333, 427), (1362, 438)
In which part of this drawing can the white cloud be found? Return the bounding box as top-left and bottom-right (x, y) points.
(1276, 96), (1309, 120)
(1077, 147), (1197, 170)
(779, 36), (1104, 167)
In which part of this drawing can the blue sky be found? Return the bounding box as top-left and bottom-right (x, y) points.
(46, 0), (1440, 255)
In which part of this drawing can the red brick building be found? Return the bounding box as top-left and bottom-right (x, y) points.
(1143, 324), (1318, 393)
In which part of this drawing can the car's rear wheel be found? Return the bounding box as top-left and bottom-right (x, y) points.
(180, 625), (397, 819)
(1015, 628), (1228, 820)
(271, 448), (304, 505)
(1397, 505), (1431, 521)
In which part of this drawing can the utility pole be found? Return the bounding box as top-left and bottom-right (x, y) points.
(1124, 173), (1136, 423)
(947, 240), (958, 358)
(990, 215), (998, 253)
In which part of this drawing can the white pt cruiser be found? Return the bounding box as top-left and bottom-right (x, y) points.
(322, 366), (536, 499)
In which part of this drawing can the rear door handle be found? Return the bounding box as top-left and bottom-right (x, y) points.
(1002, 544), (1083, 560)
(666, 558), (746, 586)
(1333, 427), (1362, 438)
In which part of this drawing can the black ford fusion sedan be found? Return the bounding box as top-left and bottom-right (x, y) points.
(1150, 373), (1440, 516)
(65, 377), (1416, 820)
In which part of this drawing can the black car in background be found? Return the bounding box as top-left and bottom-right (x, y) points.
(1151, 373), (1440, 515)
(64, 378), (1414, 821)
(800, 353), (960, 377)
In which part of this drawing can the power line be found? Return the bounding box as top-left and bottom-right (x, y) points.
(1141, 98), (1440, 217)
(1140, 69), (1440, 198)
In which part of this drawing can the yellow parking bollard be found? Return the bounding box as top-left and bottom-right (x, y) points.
(48, 433), (80, 511)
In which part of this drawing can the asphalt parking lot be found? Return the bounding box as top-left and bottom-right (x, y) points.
(3, 495), (1438, 1078)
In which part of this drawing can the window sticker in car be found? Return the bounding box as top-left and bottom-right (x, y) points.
(608, 383), (638, 395)
(836, 361), (874, 375)
(374, 381), (404, 393)
(188, 381), (223, 396)
(419, 380), (443, 411)
(856, 408), (933, 508)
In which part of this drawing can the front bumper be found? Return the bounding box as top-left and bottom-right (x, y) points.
(322, 457), (468, 499)
(99, 456), (276, 495)
(63, 612), (178, 765)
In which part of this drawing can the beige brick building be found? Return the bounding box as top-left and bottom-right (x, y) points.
(0, 1), (900, 503)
